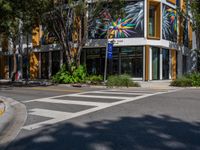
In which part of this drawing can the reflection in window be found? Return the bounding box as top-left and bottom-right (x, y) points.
(86, 49), (101, 75)
(162, 49), (169, 79)
(83, 47), (143, 78)
(149, 6), (156, 37)
(121, 47), (143, 78)
(152, 47), (160, 80)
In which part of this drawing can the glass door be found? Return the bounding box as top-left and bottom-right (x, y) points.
(41, 52), (49, 79)
(152, 47), (160, 80)
(52, 51), (60, 76)
(162, 49), (169, 79)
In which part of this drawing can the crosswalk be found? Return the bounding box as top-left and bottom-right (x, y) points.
(22, 89), (176, 131)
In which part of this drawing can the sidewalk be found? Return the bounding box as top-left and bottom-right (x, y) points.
(137, 80), (176, 90)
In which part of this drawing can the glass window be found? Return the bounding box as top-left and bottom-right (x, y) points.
(162, 49), (169, 79)
(182, 55), (187, 75)
(107, 47), (120, 75)
(121, 47), (143, 78)
(52, 51), (60, 76)
(149, 6), (156, 37)
(148, 1), (160, 39)
(152, 47), (160, 80)
(41, 52), (49, 79)
(86, 49), (101, 75)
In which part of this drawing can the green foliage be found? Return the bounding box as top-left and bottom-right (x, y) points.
(86, 75), (103, 85)
(93, 0), (125, 19)
(171, 72), (200, 87)
(171, 77), (193, 87)
(52, 65), (87, 84)
(106, 74), (140, 88)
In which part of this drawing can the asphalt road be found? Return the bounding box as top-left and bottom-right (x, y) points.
(0, 85), (200, 150)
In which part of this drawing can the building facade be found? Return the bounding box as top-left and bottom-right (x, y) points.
(0, 0), (197, 81)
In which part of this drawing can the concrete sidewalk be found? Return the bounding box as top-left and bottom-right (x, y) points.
(137, 80), (176, 89)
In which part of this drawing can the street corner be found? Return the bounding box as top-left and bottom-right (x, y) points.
(0, 100), (5, 116)
(0, 96), (27, 148)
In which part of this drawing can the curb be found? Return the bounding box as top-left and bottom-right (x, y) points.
(0, 96), (27, 150)
(0, 98), (14, 135)
(0, 101), (5, 116)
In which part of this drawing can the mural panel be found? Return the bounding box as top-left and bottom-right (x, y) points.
(88, 0), (144, 39)
(162, 4), (177, 42)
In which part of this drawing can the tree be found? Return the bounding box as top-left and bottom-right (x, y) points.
(43, 0), (87, 73)
(190, 1), (200, 71)
(190, 0), (200, 50)
(0, 0), (22, 80)
(0, 0), (50, 81)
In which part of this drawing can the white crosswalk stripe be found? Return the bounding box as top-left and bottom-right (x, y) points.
(22, 89), (179, 130)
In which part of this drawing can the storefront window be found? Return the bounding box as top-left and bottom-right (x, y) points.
(182, 55), (187, 75)
(41, 52), (49, 79)
(152, 47), (160, 80)
(162, 49), (169, 79)
(52, 51), (60, 76)
(121, 47), (143, 77)
(83, 46), (143, 78)
(107, 48), (119, 75)
(86, 49), (101, 75)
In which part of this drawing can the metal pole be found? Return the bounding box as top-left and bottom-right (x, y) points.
(104, 39), (108, 83)
(103, 0), (110, 83)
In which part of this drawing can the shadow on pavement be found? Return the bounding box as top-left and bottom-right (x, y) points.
(0, 81), (53, 90)
(2, 114), (200, 150)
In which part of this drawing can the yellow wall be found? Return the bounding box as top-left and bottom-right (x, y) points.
(167, 0), (176, 4)
(0, 56), (2, 78)
(30, 53), (39, 79)
(0, 56), (9, 79)
(145, 45), (150, 81)
(1, 35), (8, 51)
(32, 25), (40, 47)
(188, 21), (193, 49)
(171, 50), (177, 80)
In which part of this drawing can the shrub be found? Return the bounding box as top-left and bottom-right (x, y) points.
(106, 74), (140, 88)
(170, 77), (193, 87)
(171, 72), (200, 87)
(86, 75), (103, 85)
(52, 65), (87, 84)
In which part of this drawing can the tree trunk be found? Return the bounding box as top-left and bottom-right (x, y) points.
(12, 42), (17, 81)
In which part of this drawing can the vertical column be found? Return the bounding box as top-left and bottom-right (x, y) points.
(145, 45), (150, 81)
(177, 51), (183, 77)
(171, 49), (177, 80)
(49, 51), (52, 79)
(169, 49), (172, 79)
(39, 53), (41, 79)
(160, 48), (163, 80)
(143, 46), (146, 81)
(60, 50), (63, 68)
(149, 47), (152, 81)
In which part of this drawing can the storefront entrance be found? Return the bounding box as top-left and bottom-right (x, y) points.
(41, 52), (49, 79)
(83, 46), (143, 78)
(52, 51), (61, 76)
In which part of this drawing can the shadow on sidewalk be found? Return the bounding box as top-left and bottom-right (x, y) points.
(2, 114), (200, 150)
(0, 80), (53, 90)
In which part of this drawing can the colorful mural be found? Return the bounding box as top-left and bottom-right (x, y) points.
(88, 0), (144, 39)
(162, 4), (177, 42)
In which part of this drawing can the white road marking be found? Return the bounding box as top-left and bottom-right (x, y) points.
(29, 98), (108, 107)
(22, 89), (182, 130)
(68, 94), (131, 99)
(88, 91), (145, 95)
(29, 108), (73, 118)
